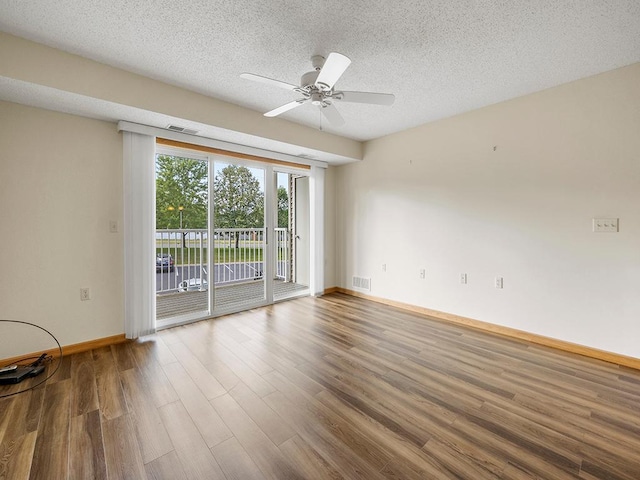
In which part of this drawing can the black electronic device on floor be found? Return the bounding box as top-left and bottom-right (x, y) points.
(0, 365), (45, 385)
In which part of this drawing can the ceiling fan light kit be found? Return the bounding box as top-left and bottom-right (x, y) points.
(241, 52), (395, 127)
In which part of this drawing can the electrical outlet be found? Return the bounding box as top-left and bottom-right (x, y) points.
(495, 277), (503, 289)
(592, 218), (618, 233)
(382, 264), (387, 272)
(419, 268), (426, 279)
(109, 220), (118, 233)
(460, 273), (468, 284)
(80, 288), (91, 301)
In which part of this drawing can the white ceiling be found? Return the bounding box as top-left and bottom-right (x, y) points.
(1, 0), (639, 143)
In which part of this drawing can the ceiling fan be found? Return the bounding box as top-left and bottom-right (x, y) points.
(240, 53), (395, 127)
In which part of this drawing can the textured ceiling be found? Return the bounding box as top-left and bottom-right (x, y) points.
(1, 0), (639, 142)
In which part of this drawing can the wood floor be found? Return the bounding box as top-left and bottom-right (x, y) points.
(2, 292), (640, 479)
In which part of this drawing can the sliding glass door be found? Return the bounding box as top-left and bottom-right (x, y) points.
(154, 152), (210, 326)
(211, 161), (266, 312)
(273, 171), (310, 301)
(154, 146), (312, 328)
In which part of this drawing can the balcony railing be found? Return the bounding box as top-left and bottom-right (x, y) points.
(155, 228), (289, 294)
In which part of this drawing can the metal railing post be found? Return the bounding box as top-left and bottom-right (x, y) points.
(198, 232), (205, 291)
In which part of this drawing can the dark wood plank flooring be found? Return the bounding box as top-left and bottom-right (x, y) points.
(2, 292), (640, 479)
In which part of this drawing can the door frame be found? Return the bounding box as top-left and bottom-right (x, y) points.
(208, 156), (270, 312)
(154, 144), (318, 329)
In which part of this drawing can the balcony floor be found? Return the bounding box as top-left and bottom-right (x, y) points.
(157, 279), (308, 319)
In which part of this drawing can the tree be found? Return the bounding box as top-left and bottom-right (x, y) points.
(157, 160), (285, 249)
(156, 155), (208, 247)
(213, 165), (264, 247)
(277, 186), (289, 228)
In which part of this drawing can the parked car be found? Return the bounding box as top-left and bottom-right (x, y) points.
(178, 278), (208, 292)
(156, 253), (174, 272)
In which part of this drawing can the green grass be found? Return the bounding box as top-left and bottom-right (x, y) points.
(156, 247), (268, 265)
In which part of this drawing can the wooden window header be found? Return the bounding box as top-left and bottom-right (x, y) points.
(156, 138), (311, 170)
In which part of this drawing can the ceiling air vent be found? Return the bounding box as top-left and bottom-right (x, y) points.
(352, 276), (371, 291)
(166, 124), (199, 135)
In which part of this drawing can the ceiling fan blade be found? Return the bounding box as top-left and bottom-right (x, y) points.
(240, 73), (297, 91)
(315, 52), (351, 91)
(264, 99), (307, 117)
(320, 103), (345, 126)
(335, 91), (395, 106)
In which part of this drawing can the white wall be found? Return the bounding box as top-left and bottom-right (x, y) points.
(336, 63), (640, 358)
(0, 101), (124, 357)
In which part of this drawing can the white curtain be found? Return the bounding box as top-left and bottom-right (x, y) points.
(123, 132), (156, 338)
(309, 165), (325, 296)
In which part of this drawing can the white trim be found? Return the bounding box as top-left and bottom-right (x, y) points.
(264, 165), (275, 304)
(309, 165), (325, 296)
(207, 159), (215, 314)
(149, 138), (324, 326)
(117, 121), (328, 169)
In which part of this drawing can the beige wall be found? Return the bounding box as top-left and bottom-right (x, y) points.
(324, 166), (337, 289)
(0, 32), (361, 161)
(0, 99), (338, 356)
(0, 101), (124, 357)
(337, 63), (640, 358)
(3, 51), (638, 360)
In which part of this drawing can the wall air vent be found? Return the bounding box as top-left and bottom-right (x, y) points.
(166, 124), (199, 135)
(352, 276), (371, 291)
